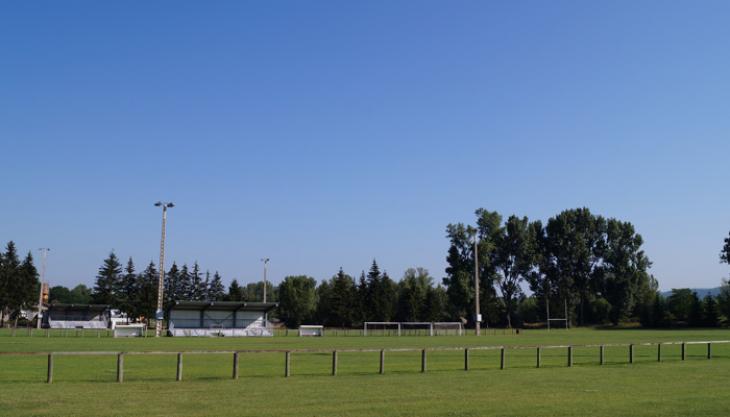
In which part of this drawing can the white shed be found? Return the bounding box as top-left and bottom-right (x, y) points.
(168, 301), (277, 337)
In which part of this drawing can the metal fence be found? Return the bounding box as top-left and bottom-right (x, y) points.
(0, 340), (727, 384)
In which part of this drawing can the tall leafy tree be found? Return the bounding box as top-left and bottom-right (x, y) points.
(396, 267), (432, 322)
(495, 215), (533, 328)
(277, 275), (317, 327)
(93, 252), (123, 305)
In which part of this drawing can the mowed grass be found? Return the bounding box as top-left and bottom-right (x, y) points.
(2, 328), (730, 416)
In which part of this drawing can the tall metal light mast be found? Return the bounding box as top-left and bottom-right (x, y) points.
(36, 248), (50, 329)
(261, 258), (270, 303)
(473, 233), (481, 336)
(154, 202), (174, 337)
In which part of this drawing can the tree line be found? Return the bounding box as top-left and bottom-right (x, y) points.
(0, 242), (39, 327)
(12, 210), (730, 329)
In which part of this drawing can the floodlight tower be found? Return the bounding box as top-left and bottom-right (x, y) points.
(36, 248), (50, 329)
(473, 232), (481, 336)
(154, 201), (174, 337)
(261, 258), (270, 303)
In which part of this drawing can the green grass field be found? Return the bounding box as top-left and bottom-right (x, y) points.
(1, 328), (730, 416)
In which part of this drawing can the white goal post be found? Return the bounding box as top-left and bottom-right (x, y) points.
(298, 325), (324, 337)
(363, 322), (464, 336)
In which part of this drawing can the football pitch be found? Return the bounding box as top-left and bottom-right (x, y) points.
(1, 328), (730, 416)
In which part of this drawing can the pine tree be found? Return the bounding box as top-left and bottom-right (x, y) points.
(208, 272), (225, 301)
(227, 279), (244, 301)
(177, 264), (192, 300)
(164, 262), (181, 310)
(136, 262), (159, 322)
(119, 257), (138, 319)
(202, 270), (211, 300)
(9, 251), (39, 327)
(93, 252), (122, 305)
(189, 262), (203, 300)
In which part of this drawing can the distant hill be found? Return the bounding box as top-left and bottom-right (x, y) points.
(660, 287), (722, 298)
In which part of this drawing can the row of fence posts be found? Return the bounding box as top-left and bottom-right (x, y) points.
(43, 342), (716, 383)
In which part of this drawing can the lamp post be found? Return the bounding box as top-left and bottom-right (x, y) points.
(154, 201), (174, 337)
(261, 258), (270, 303)
(36, 248), (50, 329)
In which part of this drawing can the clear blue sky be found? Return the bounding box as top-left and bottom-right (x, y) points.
(2, 1), (729, 290)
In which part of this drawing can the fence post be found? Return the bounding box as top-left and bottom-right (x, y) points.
(464, 348), (469, 371)
(500, 348), (506, 370)
(629, 344), (634, 364)
(421, 349), (427, 373)
(567, 346), (573, 367)
(380, 350), (385, 374)
(657, 343), (662, 362)
(176, 353), (183, 381)
(681, 343), (686, 361)
(599, 345), (605, 365)
(232, 352), (239, 380)
(332, 351), (338, 376)
(285, 351), (291, 377)
(707, 343), (712, 360)
(536, 347), (541, 368)
(116, 353), (124, 383)
(47, 354), (53, 384)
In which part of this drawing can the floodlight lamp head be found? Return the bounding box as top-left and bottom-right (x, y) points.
(154, 202), (162, 207)
(166, 202), (175, 208)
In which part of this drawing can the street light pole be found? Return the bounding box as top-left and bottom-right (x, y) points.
(474, 233), (481, 336)
(36, 248), (50, 329)
(261, 258), (270, 303)
(154, 201), (174, 337)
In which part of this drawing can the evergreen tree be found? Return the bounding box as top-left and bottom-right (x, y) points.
(202, 270), (211, 300)
(10, 251), (39, 327)
(119, 257), (138, 318)
(189, 262), (203, 300)
(177, 264), (192, 300)
(164, 262), (181, 310)
(136, 262), (159, 322)
(423, 285), (448, 322)
(208, 272), (225, 300)
(322, 268), (357, 327)
(227, 279), (244, 301)
(93, 252), (123, 305)
(702, 295), (720, 327)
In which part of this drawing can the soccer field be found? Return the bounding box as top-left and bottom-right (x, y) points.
(1, 328), (730, 416)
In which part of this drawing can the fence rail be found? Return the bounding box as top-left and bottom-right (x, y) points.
(1, 340), (727, 384)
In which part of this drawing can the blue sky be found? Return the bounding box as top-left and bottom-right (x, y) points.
(2, 1), (729, 290)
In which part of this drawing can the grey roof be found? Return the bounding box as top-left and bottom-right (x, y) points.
(47, 304), (111, 311)
(171, 300), (278, 312)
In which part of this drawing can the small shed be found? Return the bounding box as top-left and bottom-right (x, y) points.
(168, 301), (277, 337)
(42, 304), (111, 329)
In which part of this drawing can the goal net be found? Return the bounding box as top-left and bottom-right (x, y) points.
(432, 322), (464, 336)
(298, 325), (324, 337)
(363, 322), (401, 336)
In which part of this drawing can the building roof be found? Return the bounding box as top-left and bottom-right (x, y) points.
(171, 301), (278, 312)
(47, 303), (111, 312)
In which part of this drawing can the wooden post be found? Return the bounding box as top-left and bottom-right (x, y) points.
(536, 347), (541, 368)
(681, 343), (686, 361)
(117, 353), (124, 383)
(567, 346), (573, 367)
(600, 345), (605, 365)
(421, 349), (427, 373)
(707, 343), (712, 359)
(285, 351), (291, 377)
(232, 352), (239, 380)
(176, 353), (183, 381)
(47, 354), (53, 384)
(657, 343), (662, 362)
(464, 348), (469, 371)
(629, 344), (634, 364)
(331, 351), (338, 376)
(379, 350), (385, 374)
(500, 348), (505, 370)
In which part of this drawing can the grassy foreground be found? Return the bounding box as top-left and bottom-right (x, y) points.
(1, 328), (730, 416)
